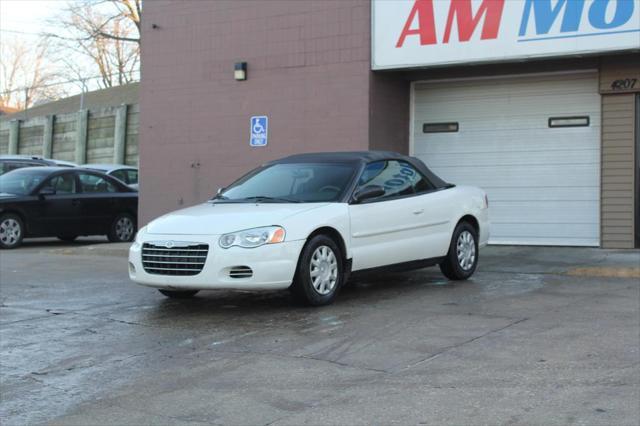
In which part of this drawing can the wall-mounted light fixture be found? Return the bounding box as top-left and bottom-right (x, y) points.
(234, 62), (247, 81)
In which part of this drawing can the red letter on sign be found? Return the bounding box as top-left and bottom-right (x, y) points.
(396, 0), (437, 47)
(443, 0), (505, 43)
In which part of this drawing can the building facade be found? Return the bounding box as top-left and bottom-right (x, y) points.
(140, 0), (640, 248)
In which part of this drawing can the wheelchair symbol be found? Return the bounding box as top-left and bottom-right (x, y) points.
(253, 121), (265, 134)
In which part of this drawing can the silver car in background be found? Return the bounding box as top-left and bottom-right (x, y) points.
(81, 164), (139, 190)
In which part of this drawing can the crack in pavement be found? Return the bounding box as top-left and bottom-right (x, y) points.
(24, 374), (77, 395)
(399, 317), (529, 371)
(209, 347), (390, 374)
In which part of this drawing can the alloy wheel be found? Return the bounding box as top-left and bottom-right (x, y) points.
(0, 218), (21, 246)
(115, 216), (134, 241)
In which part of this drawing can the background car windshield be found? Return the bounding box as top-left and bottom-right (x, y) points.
(0, 169), (50, 195)
(221, 163), (355, 202)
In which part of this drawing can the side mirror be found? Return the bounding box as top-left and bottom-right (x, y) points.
(217, 187), (225, 195)
(353, 185), (385, 203)
(39, 186), (56, 197)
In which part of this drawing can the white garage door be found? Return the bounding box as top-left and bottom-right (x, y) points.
(413, 72), (600, 246)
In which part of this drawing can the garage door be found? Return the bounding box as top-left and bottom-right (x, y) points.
(413, 72), (600, 246)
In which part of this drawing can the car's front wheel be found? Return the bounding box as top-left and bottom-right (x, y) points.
(108, 213), (136, 242)
(158, 289), (199, 299)
(291, 235), (343, 306)
(440, 221), (478, 280)
(0, 213), (24, 249)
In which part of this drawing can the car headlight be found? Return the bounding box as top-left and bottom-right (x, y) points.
(219, 226), (285, 249)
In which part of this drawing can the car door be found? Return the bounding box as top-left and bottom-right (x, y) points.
(348, 160), (435, 270)
(76, 171), (121, 234)
(407, 169), (456, 259)
(34, 172), (82, 236)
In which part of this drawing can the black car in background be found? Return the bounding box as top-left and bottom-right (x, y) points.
(0, 167), (138, 249)
(0, 155), (76, 175)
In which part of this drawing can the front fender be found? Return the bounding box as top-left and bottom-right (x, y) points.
(282, 203), (352, 259)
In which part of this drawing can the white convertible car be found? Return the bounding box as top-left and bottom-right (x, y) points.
(129, 151), (489, 305)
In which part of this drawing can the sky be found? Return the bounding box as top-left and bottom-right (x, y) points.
(0, 0), (61, 38)
(1, 0), (140, 104)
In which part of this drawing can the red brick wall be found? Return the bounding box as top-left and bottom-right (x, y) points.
(139, 0), (375, 224)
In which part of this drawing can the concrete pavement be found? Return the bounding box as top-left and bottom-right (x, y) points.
(0, 241), (638, 425)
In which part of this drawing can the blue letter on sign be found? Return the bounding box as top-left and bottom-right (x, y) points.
(250, 116), (268, 147)
(519, 0), (585, 36)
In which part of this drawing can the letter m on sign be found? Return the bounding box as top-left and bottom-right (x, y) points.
(443, 0), (505, 43)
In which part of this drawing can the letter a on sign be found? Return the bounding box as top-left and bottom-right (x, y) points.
(396, 0), (437, 47)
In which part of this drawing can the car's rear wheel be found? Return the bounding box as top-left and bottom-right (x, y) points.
(108, 213), (136, 242)
(291, 235), (343, 306)
(158, 289), (199, 299)
(440, 221), (478, 280)
(0, 213), (24, 249)
(57, 235), (78, 242)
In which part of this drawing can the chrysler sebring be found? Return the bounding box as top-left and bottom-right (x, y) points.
(129, 151), (489, 306)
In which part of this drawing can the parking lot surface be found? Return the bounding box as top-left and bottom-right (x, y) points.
(1, 241), (639, 425)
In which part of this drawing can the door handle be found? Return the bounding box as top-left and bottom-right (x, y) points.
(71, 199), (81, 206)
(413, 209), (424, 215)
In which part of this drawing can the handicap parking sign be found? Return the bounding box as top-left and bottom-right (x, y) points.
(250, 116), (268, 147)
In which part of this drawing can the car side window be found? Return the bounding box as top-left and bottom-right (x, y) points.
(110, 170), (128, 183)
(78, 173), (118, 193)
(357, 160), (433, 201)
(45, 173), (77, 194)
(1, 162), (35, 174)
(126, 170), (138, 184)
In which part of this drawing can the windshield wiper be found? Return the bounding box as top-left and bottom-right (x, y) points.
(241, 196), (303, 203)
(210, 193), (228, 201)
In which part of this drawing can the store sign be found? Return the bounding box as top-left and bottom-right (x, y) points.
(372, 0), (640, 70)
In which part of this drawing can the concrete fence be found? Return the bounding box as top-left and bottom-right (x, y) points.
(0, 104), (139, 165)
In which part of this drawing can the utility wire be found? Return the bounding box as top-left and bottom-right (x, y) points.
(1, 69), (141, 95)
(0, 29), (43, 36)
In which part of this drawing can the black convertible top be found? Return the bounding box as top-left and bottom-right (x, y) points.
(268, 151), (449, 189)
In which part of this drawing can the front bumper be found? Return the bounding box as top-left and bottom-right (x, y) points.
(128, 233), (305, 291)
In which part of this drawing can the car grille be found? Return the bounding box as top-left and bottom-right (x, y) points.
(142, 242), (208, 276)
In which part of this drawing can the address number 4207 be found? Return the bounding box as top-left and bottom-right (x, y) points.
(611, 78), (637, 91)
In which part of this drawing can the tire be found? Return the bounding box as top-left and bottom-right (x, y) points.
(158, 289), (199, 299)
(0, 213), (24, 249)
(439, 221), (479, 281)
(108, 213), (136, 242)
(57, 235), (78, 242)
(290, 234), (344, 306)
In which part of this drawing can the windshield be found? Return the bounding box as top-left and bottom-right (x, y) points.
(0, 168), (50, 195)
(218, 163), (356, 203)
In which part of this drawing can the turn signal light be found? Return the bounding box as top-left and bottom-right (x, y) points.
(270, 227), (286, 244)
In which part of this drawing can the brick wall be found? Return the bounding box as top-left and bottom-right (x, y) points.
(139, 0), (376, 224)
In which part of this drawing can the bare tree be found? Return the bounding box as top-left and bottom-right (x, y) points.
(0, 37), (66, 110)
(46, 0), (141, 89)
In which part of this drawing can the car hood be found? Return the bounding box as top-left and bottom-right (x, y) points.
(0, 192), (22, 201)
(146, 202), (331, 235)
